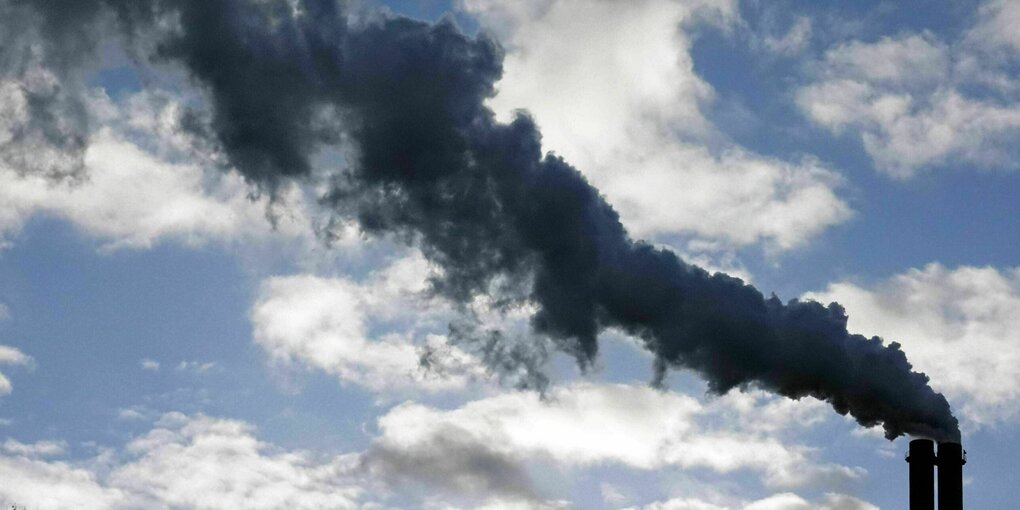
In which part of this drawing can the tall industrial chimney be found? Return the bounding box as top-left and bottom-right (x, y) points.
(907, 439), (936, 510)
(938, 441), (966, 510)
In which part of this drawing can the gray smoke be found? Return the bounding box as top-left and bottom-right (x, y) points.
(4, 0), (959, 441)
(0, 0), (98, 179)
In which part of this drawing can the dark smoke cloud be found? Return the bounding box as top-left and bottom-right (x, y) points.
(10, 0), (959, 441)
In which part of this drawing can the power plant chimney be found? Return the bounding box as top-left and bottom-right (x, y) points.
(906, 439), (966, 509)
(937, 441), (966, 510)
(907, 439), (936, 510)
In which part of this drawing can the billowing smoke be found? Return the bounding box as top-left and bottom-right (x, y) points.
(4, 0), (959, 441)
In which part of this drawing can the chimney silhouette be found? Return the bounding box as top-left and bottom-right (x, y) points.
(938, 441), (966, 510)
(907, 439), (966, 509)
(907, 439), (936, 510)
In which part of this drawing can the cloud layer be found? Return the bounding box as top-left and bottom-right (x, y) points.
(798, 3), (1020, 177)
(366, 383), (862, 495)
(0, 413), (365, 510)
(0, 387), (869, 509)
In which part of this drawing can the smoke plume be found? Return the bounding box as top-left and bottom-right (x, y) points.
(4, 0), (959, 441)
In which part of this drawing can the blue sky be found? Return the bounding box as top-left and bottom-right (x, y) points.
(1, 0), (1018, 508)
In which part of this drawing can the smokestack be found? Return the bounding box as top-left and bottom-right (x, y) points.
(938, 441), (966, 510)
(906, 439), (936, 510)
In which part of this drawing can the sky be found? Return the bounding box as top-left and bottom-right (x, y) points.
(0, 0), (1018, 508)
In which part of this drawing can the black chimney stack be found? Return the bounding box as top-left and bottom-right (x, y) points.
(907, 439), (936, 510)
(938, 441), (966, 510)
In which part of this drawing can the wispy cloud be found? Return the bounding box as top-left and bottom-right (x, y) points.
(798, 7), (1020, 177)
(1, 439), (67, 458)
(174, 361), (217, 375)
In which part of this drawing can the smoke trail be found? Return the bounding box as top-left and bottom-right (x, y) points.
(8, 0), (959, 441)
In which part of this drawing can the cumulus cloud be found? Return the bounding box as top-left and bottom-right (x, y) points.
(0, 385), (870, 508)
(364, 383), (863, 496)
(109, 413), (365, 510)
(798, 8), (1020, 177)
(0, 410), (582, 509)
(806, 263), (1020, 428)
(0, 413), (367, 510)
(0, 454), (127, 510)
(461, 0), (851, 252)
(251, 254), (488, 393)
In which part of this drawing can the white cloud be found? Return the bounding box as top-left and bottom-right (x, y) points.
(109, 413), (365, 510)
(0, 128), (306, 251)
(744, 494), (809, 510)
(139, 358), (160, 372)
(0, 455), (127, 510)
(448, 498), (570, 510)
(0, 345), (31, 396)
(632, 492), (877, 510)
(631, 497), (729, 510)
(0, 390), (865, 509)
(116, 406), (155, 422)
(763, 17), (813, 56)
(743, 492), (877, 510)
(0, 346), (29, 366)
(601, 482), (631, 506)
(967, 0), (1020, 55)
(806, 263), (1020, 427)
(2, 439), (68, 458)
(367, 383), (861, 491)
(174, 360), (217, 374)
(461, 0), (851, 252)
(0, 413), (368, 510)
(798, 20), (1020, 177)
(815, 34), (950, 87)
(251, 254), (486, 393)
(0, 89), (319, 252)
(0, 303), (9, 321)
